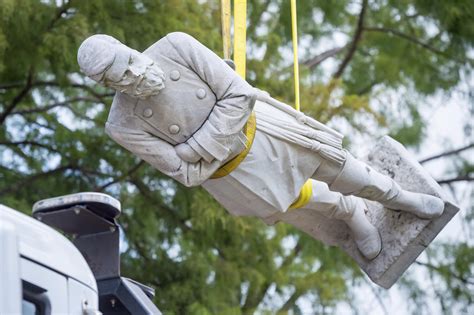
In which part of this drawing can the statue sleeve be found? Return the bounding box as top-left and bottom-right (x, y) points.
(165, 32), (257, 162)
(105, 122), (221, 187)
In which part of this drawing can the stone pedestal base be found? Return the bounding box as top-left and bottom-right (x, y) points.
(263, 136), (460, 289)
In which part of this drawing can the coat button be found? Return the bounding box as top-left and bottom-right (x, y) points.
(169, 70), (180, 81)
(196, 88), (206, 99)
(143, 108), (153, 118)
(169, 124), (180, 134)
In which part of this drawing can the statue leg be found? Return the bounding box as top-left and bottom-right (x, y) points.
(303, 180), (382, 260)
(321, 152), (444, 219)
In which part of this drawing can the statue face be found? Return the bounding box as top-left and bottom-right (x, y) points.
(102, 50), (165, 99)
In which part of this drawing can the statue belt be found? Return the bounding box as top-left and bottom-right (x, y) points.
(209, 110), (312, 210)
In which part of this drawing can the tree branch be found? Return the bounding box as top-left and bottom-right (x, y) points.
(419, 143), (474, 164)
(437, 175), (474, 185)
(363, 26), (468, 63)
(11, 96), (105, 115)
(366, 280), (390, 315)
(14, 94), (113, 118)
(356, 79), (380, 95)
(0, 140), (59, 153)
(0, 82), (28, 90)
(1, 80), (113, 102)
(276, 289), (303, 314)
(26, 118), (56, 131)
(247, 0), (271, 39)
(0, 68), (34, 124)
(303, 46), (347, 70)
(242, 242), (302, 314)
(129, 177), (191, 232)
(95, 161), (145, 191)
(0, 2), (76, 124)
(333, 0), (368, 78)
(0, 164), (72, 196)
(47, 0), (73, 31)
(0, 163), (114, 197)
(415, 261), (474, 285)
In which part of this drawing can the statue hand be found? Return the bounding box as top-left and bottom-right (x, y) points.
(176, 143), (202, 163)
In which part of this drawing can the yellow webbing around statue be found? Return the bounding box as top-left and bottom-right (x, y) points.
(233, 0), (247, 78)
(289, 180), (313, 209)
(289, 0), (313, 209)
(221, 0), (232, 59)
(210, 111), (256, 179)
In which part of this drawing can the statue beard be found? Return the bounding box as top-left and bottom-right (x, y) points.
(110, 64), (165, 99)
(134, 65), (166, 99)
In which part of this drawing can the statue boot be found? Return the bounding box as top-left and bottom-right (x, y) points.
(304, 181), (382, 260)
(330, 153), (445, 219)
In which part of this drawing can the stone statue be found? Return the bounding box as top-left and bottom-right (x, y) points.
(77, 32), (445, 260)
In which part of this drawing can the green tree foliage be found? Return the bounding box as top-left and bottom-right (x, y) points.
(0, 0), (472, 314)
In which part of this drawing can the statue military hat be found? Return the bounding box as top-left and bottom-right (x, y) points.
(77, 34), (132, 83)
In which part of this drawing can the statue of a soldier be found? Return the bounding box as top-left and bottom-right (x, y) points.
(77, 32), (444, 260)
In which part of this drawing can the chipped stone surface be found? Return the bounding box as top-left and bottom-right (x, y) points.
(263, 136), (459, 289)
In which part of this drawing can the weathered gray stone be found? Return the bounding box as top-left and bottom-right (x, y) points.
(263, 136), (459, 289)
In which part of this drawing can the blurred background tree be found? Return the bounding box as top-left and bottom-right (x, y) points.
(0, 0), (472, 314)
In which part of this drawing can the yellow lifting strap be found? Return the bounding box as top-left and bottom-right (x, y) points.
(233, 0), (247, 79)
(221, 0), (232, 60)
(220, 0), (246, 78)
(213, 0), (254, 179)
(290, 0), (301, 112)
(289, 0), (313, 209)
(217, 0), (311, 209)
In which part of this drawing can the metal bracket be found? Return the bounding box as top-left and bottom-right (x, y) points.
(32, 192), (162, 314)
(34, 204), (120, 280)
(98, 277), (161, 314)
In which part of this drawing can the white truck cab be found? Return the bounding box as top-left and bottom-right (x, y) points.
(0, 204), (99, 314)
(0, 193), (161, 315)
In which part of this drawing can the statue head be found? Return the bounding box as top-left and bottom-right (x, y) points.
(77, 34), (165, 99)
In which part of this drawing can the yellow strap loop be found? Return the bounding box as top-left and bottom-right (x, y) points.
(289, 180), (313, 209)
(233, 0), (247, 79)
(221, 0), (232, 59)
(211, 112), (256, 179)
